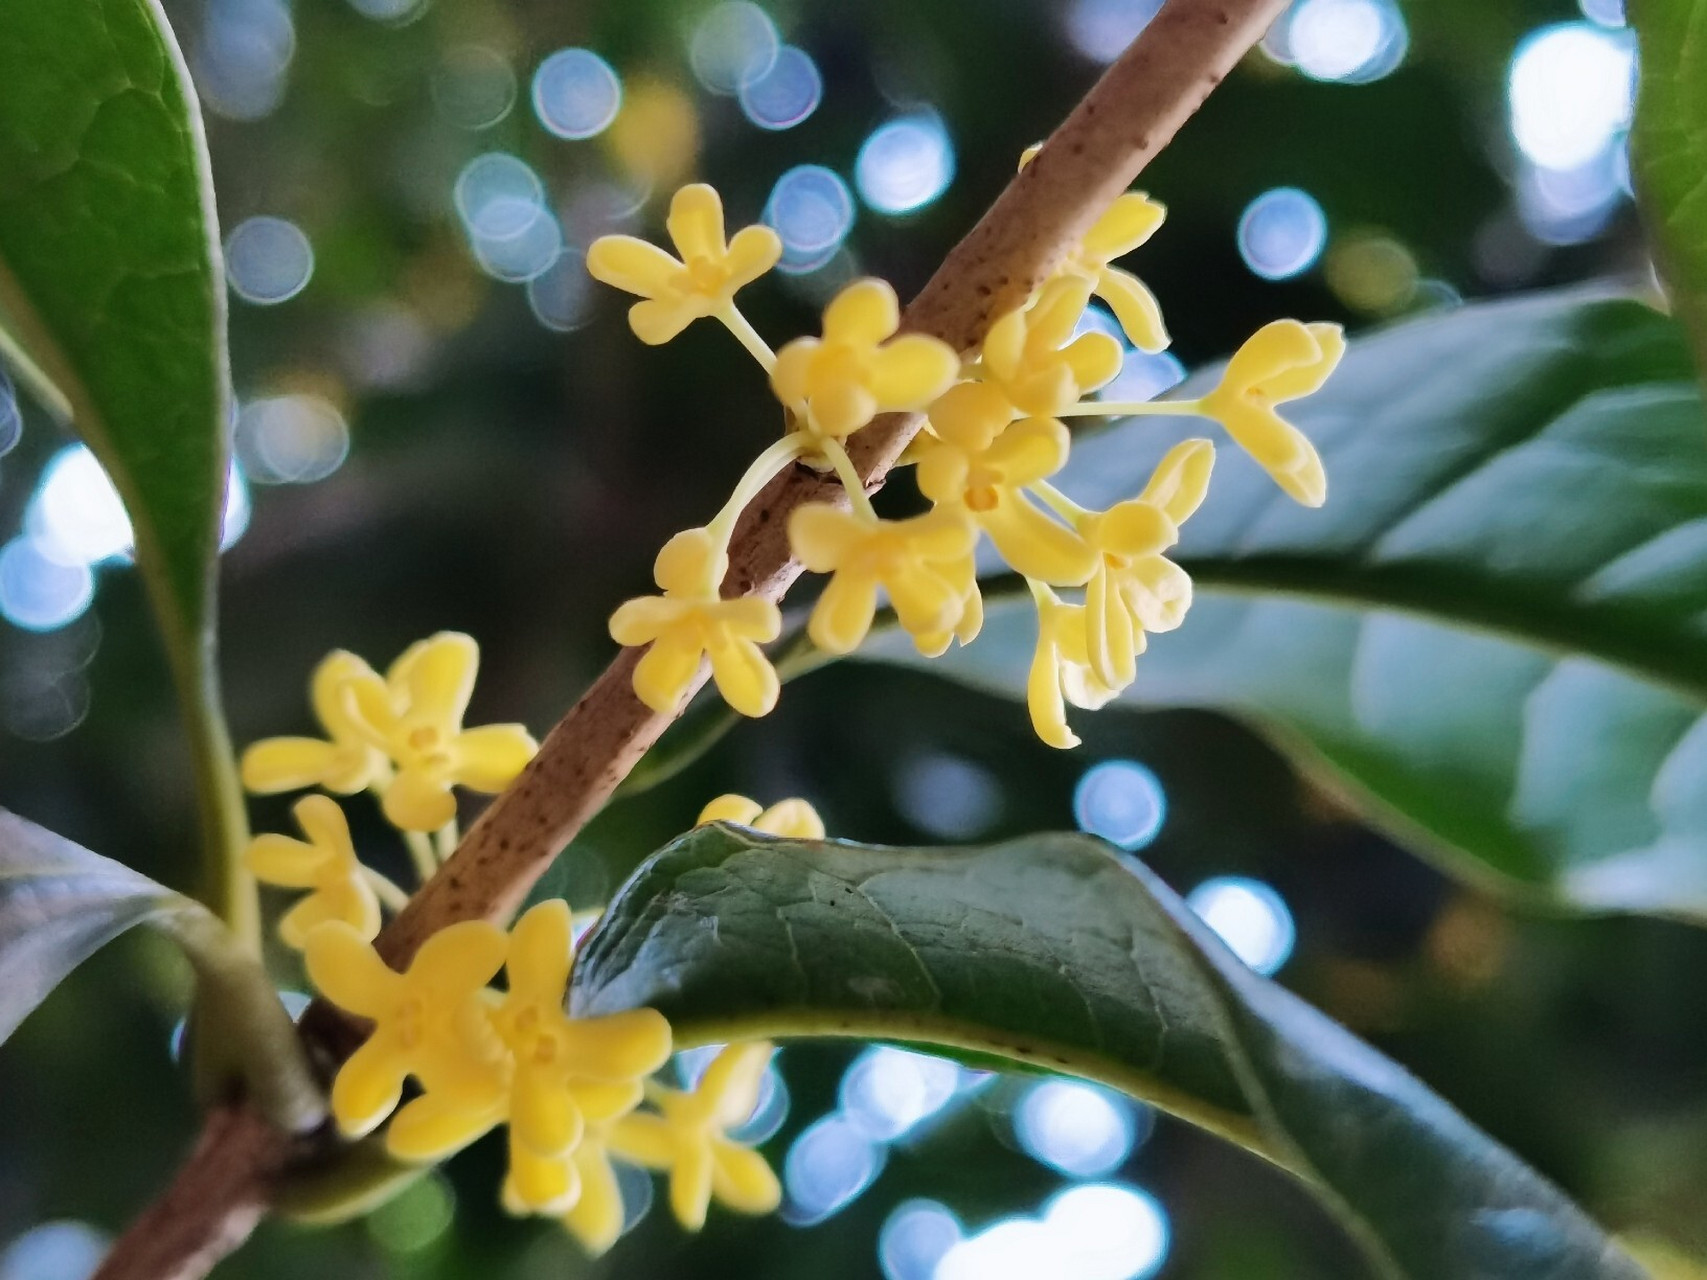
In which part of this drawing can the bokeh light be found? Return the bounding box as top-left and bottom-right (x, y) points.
(690, 2), (780, 96)
(1073, 759), (1166, 851)
(192, 0), (294, 122)
(840, 1046), (961, 1141)
(1579, 0), (1625, 26)
(0, 369), (22, 458)
(1186, 876), (1297, 975)
(605, 78), (701, 188)
(527, 250), (596, 331)
(0, 1221), (108, 1280)
(224, 216), (314, 305)
(765, 165), (856, 272)
(739, 45), (823, 130)
(891, 751), (1003, 840)
(1508, 23), (1635, 172)
(365, 1173), (456, 1256)
(0, 539), (94, 633)
(532, 48), (622, 140)
(878, 1200), (961, 1280)
(1284, 0), (1409, 83)
(1064, 0), (1164, 63)
(855, 114), (956, 215)
(431, 46), (516, 131)
(1015, 1080), (1144, 1177)
(345, 0), (426, 22)
(235, 395), (350, 485)
(1237, 187), (1328, 280)
(2, 663), (92, 742)
(783, 1113), (885, 1224)
(936, 1184), (1170, 1280)
(1100, 350), (1186, 403)
(1323, 231), (1419, 314)
(454, 153), (563, 282)
(28, 445), (132, 567)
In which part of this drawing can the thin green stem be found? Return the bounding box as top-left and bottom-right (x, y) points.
(818, 437), (879, 522)
(362, 868), (413, 914)
(706, 434), (814, 544)
(1030, 480), (1093, 525)
(1057, 397), (1202, 418)
(402, 830), (438, 885)
(716, 301), (776, 372)
(433, 819), (459, 865)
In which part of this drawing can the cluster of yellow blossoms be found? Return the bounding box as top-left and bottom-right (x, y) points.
(588, 164), (1344, 748)
(239, 635), (817, 1251)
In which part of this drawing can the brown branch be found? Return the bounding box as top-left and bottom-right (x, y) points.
(93, 3), (1291, 1276)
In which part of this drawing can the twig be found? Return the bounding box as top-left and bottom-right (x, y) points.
(93, 3), (1292, 1275)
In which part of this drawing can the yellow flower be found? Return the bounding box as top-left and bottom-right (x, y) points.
(239, 651), (389, 796)
(305, 919), (510, 1142)
(608, 528), (783, 718)
(788, 504), (978, 655)
(342, 633), (539, 832)
(1028, 586), (1122, 751)
(1078, 439), (1213, 690)
(510, 1127), (628, 1255)
(586, 184), (781, 344)
(495, 902), (672, 1212)
(916, 381), (1096, 585)
(771, 279), (960, 439)
(1019, 145), (1168, 353)
(980, 275), (1123, 417)
(243, 795), (380, 948)
(607, 1042), (781, 1231)
(911, 547), (983, 658)
(697, 793), (826, 838)
(1198, 319), (1344, 507)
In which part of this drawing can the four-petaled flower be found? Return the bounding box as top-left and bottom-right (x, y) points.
(608, 1042), (782, 1232)
(608, 528), (783, 718)
(980, 275), (1123, 417)
(305, 918), (511, 1142)
(771, 279), (960, 439)
(586, 184), (782, 345)
(1027, 585), (1121, 751)
(789, 504), (978, 655)
(697, 793), (826, 838)
(1198, 319), (1344, 508)
(341, 633), (539, 832)
(240, 651), (389, 797)
(243, 795), (380, 948)
(916, 381), (1095, 585)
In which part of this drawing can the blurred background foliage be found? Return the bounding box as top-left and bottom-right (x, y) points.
(4, 0), (1707, 1276)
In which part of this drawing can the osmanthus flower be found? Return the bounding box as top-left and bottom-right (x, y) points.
(240, 651), (389, 796)
(697, 793), (826, 838)
(608, 528), (783, 717)
(494, 901), (672, 1213)
(243, 794), (380, 948)
(304, 919), (511, 1142)
(341, 632), (539, 832)
(915, 381), (1097, 586)
(607, 1042), (782, 1231)
(1078, 439), (1214, 690)
(788, 503), (978, 655)
(770, 278), (960, 440)
(980, 275), (1124, 417)
(1027, 583), (1122, 751)
(1197, 319), (1344, 508)
(585, 183), (782, 347)
(507, 1125), (630, 1255)
(1019, 144), (1169, 353)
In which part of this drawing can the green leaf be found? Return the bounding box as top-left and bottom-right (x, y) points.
(0, 0), (249, 931)
(1631, 0), (1707, 382)
(864, 292), (1707, 921)
(573, 825), (1641, 1279)
(0, 808), (324, 1134)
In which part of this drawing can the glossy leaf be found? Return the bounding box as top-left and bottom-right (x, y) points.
(0, 808), (324, 1133)
(0, 0), (249, 928)
(866, 293), (1707, 921)
(574, 824), (1641, 1279)
(1632, 0), (1707, 382)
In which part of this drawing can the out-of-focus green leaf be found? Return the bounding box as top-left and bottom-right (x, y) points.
(0, 0), (249, 930)
(1632, 0), (1707, 383)
(574, 824), (1642, 1279)
(864, 293), (1707, 922)
(0, 808), (324, 1133)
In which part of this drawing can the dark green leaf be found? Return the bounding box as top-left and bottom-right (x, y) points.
(0, 808), (324, 1133)
(866, 293), (1707, 921)
(0, 0), (249, 925)
(573, 825), (1641, 1280)
(1632, 0), (1707, 382)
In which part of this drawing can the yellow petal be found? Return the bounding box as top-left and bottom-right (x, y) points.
(243, 834), (322, 889)
(629, 296), (704, 345)
(926, 380), (1011, 452)
(1082, 192), (1166, 263)
(632, 632), (705, 714)
(562, 1142), (625, 1255)
(1221, 319), (1321, 394)
(311, 650), (385, 737)
(905, 507), (978, 562)
(304, 920), (401, 1018)
(509, 900), (573, 1002)
(707, 636), (780, 718)
(586, 235), (683, 299)
(703, 1042), (772, 1128)
(1256, 321), (1345, 403)
(1027, 622), (1078, 751)
(714, 596), (782, 642)
(1006, 365), (1079, 418)
(239, 737), (343, 794)
(410, 918), (509, 994)
(506, 1141), (581, 1216)
(1210, 401), (1325, 506)
(1124, 555), (1194, 632)
(1139, 438), (1215, 524)
(887, 563), (963, 640)
(823, 278), (899, 346)
(401, 632), (478, 733)
(698, 793), (764, 826)
(1027, 276), (1094, 349)
(711, 1142), (782, 1215)
(1276, 442), (1328, 508)
(666, 183), (727, 263)
(572, 1079), (646, 1123)
(654, 526), (725, 596)
(566, 1008), (674, 1079)
(983, 416), (1071, 487)
(868, 335), (960, 410)
(808, 379), (879, 438)
(1085, 566), (1140, 692)
(279, 881), (380, 950)
(387, 1092), (505, 1162)
(1062, 331), (1123, 396)
(980, 305), (1028, 384)
(754, 799), (825, 839)
(450, 724), (538, 792)
(1094, 500), (1177, 557)
(331, 1037), (408, 1138)
(788, 503), (866, 572)
(979, 492), (1097, 585)
(1095, 265), (1170, 354)
(770, 338), (818, 408)
(381, 766), (458, 832)
(607, 1113), (677, 1168)
(809, 571), (880, 655)
(670, 1140), (715, 1231)
(608, 595), (685, 647)
(724, 224), (783, 287)
(513, 1060), (585, 1157)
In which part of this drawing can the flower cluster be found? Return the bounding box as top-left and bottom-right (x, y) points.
(303, 899), (780, 1254)
(240, 633), (539, 945)
(588, 167), (1344, 747)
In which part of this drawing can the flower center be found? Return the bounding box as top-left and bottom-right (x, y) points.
(396, 996), (426, 1050)
(685, 255), (726, 293)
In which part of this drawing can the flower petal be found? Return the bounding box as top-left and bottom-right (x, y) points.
(506, 1139), (581, 1215)
(311, 651), (386, 743)
(304, 920), (400, 1018)
(243, 834), (323, 889)
(902, 508), (978, 563)
(724, 224), (783, 287)
(1095, 265), (1170, 354)
(513, 1060), (585, 1157)
(330, 1037), (408, 1138)
(755, 799), (825, 839)
(809, 571), (880, 655)
(1257, 322), (1345, 403)
(586, 235), (683, 299)
(654, 526), (725, 596)
(666, 183), (727, 263)
(572, 1079), (646, 1122)
(770, 338), (819, 408)
(565, 1008), (674, 1080)
(926, 380), (1011, 452)
(411, 918), (509, 993)
(983, 416), (1071, 486)
(1094, 500), (1177, 558)
(1082, 192), (1166, 262)
(670, 1140), (715, 1231)
(608, 1113), (676, 1168)
(402, 632), (478, 734)
(981, 494), (1096, 585)
(629, 296), (703, 345)
(1027, 619), (1078, 751)
(509, 900), (573, 1002)
(707, 636), (780, 717)
(711, 1142), (782, 1215)
(609, 595), (683, 647)
(387, 1091), (505, 1162)
(714, 596), (782, 642)
(887, 563), (962, 640)
(239, 736), (343, 794)
(1138, 438), (1215, 524)
(1085, 566), (1140, 692)
(450, 724), (537, 792)
(869, 335), (960, 410)
(823, 278), (899, 346)
(562, 1142), (625, 1255)
(382, 766), (459, 832)
(702, 1042), (772, 1128)
(1062, 331), (1123, 396)
(633, 632), (705, 714)
(1220, 319), (1320, 394)
(698, 793), (764, 825)
(808, 378), (878, 438)
(788, 503), (867, 572)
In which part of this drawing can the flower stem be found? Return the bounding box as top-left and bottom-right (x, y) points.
(706, 434), (814, 545)
(402, 830), (438, 885)
(362, 867), (413, 914)
(1030, 480), (1093, 524)
(434, 819), (459, 864)
(818, 437), (880, 522)
(1056, 397), (1201, 417)
(717, 302), (776, 372)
